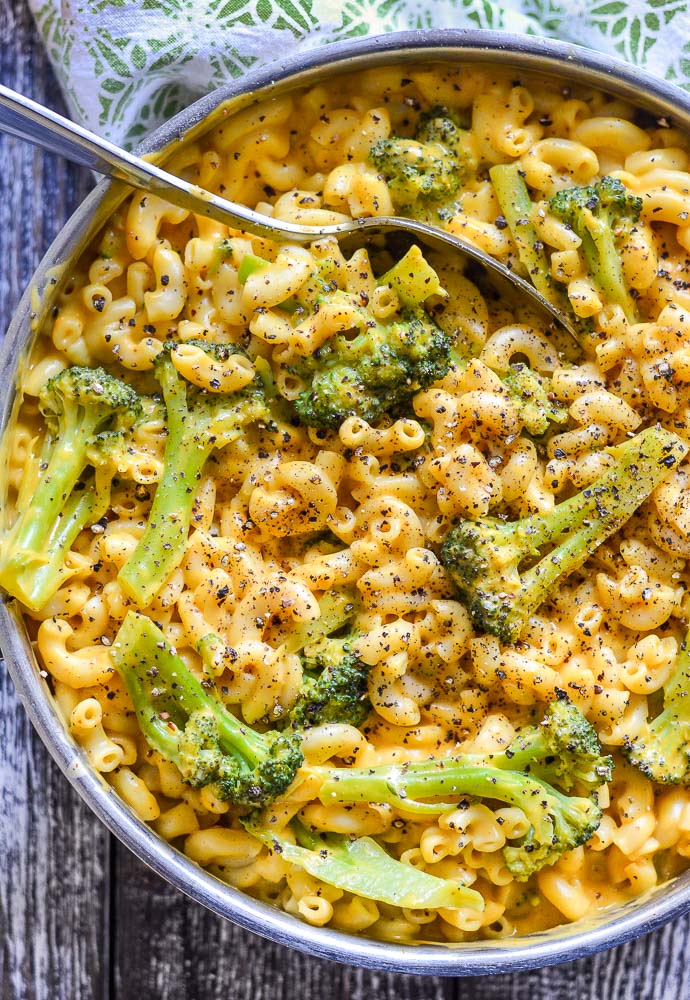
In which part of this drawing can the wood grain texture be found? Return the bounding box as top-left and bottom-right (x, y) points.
(1, 2), (690, 997)
(0, 6), (110, 1000)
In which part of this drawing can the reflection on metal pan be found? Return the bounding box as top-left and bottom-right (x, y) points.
(2, 30), (690, 975)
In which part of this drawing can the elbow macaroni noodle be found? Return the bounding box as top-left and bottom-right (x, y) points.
(5, 61), (690, 944)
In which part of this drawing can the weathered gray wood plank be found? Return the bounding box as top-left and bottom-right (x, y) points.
(0, 4), (109, 1000)
(2, 0), (690, 997)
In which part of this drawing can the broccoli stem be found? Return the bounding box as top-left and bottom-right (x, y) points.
(579, 217), (636, 322)
(114, 611), (270, 767)
(317, 758), (570, 814)
(9, 430), (90, 555)
(489, 162), (556, 304)
(318, 760), (537, 815)
(289, 819), (483, 909)
(0, 366), (141, 612)
(196, 632), (229, 675)
(283, 589), (356, 654)
(515, 426), (686, 606)
(5, 397), (112, 579)
(238, 253), (270, 283)
(117, 445), (207, 607)
(442, 426), (688, 644)
(316, 758), (601, 880)
(4, 479), (106, 612)
(247, 817), (483, 910)
(118, 362), (205, 606)
(112, 630), (184, 761)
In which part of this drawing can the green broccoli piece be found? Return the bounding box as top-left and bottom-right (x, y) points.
(488, 165), (593, 343)
(247, 817), (483, 911)
(193, 588), (371, 728)
(625, 626), (690, 783)
(440, 426), (688, 644)
(446, 350), (566, 436)
(548, 176), (643, 323)
(324, 765), (600, 883)
(175, 709), (224, 787)
(316, 698), (609, 880)
(292, 306), (450, 430)
(500, 693), (613, 792)
(239, 245), (452, 431)
(283, 588), (357, 653)
(0, 365), (141, 612)
(117, 341), (268, 607)
(368, 107), (476, 209)
(113, 611), (303, 808)
(502, 363), (568, 436)
(283, 634), (370, 730)
(278, 589), (370, 730)
(378, 244), (447, 307)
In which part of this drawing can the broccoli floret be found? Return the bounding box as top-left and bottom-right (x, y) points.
(279, 590), (370, 729)
(113, 611), (303, 807)
(117, 341), (268, 607)
(502, 363), (568, 436)
(252, 244), (452, 430)
(317, 698), (609, 880)
(625, 626), (690, 783)
(293, 306), (450, 430)
(548, 177), (643, 323)
(489, 162), (561, 308)
(193, 589), (371, 729)
(176, 710), (224, 787)
(440, 427), (688, 644)
(0, 365), (141, 612)
(213, 730), (304, 807)
(368, 107), (476, 209)
(448, 354), (566, 437)
(283, 634), (370, 730)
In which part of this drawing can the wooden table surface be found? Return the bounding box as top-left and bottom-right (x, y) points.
(2, 3), (690, 997)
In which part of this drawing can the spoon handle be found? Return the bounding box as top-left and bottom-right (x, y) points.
(0, 82), (305, 238)
(0, 82), (128, 174)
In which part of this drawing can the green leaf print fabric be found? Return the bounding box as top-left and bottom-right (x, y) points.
(27, 0), (690, 146)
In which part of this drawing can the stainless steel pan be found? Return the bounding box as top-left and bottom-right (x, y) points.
(2, 30), (690, 975)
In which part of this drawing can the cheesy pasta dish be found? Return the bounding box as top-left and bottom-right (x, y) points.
(3, 61), (690, 944)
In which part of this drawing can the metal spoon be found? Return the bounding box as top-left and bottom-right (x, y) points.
(0, 83), (577, 339)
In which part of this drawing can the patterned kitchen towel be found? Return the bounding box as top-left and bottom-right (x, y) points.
(27, 0), (690, 147)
